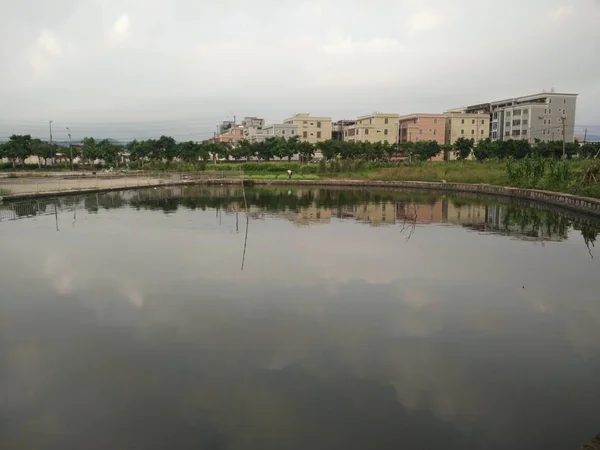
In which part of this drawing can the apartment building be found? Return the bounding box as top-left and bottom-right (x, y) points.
(283, 113), (332, 143)
(214, 126), (245, 144)
(343, 113), (399, 144)
(244, 123), (298, 143)
(242, 117), (265, 129)
(398, 114), (446, 145)
(445, 110), (490, 145)
(332, 120), (356, 141)
(490, 91), (578, 142)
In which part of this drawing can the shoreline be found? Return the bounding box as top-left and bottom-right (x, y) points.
(2, 178), (600, 218)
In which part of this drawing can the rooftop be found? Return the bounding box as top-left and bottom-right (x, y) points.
(491, 91), (578, 106)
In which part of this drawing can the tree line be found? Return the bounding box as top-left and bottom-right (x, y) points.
(1, 133), (599, 168)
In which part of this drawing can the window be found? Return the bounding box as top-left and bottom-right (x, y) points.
(384, 118), (389, 124)
(384, 129), (388, 135)
(522, 130), (528, 135)
(471, 129), (475, 135)
(369, 119), (372, 124)
(505, 131), (510, 137)
(310, 132), (314, 136)
(548, 118), (551, 124)
(365, 129), (369, 135)
(461, 129), (465, 135)
(506, 111), (511, 117)
(512, 129), (521, 136)
(303, 131), (307, 138)
(310, 122), (314, 126)
(493, 112), (498, 119)
(281, 130), (285, 135)
(522, 108), (528, 114)
(433, 129), (437, 135)
(492, 122), (498, 130)
(563, 98), (566, 104)
(481, 129), (484, 135)
(433, 118), (438, 124)
(317, 121), (321, 128)
(481, 120), (485, 125)
(513, 120), (521, 126)
(523, 119), (528, 125)
(472, 119), (475, 124)
(544, 119), (547, 124)
(506, 121), (510, 127)
(317, 131), (321, 138)
(514, 109), (521, 116)
(549, 98), (552, 104)
(461, 119), (465, 124)
(303, 121), (307, 125)
(419, 129), (423, 135)
(492, 131), (497, 139)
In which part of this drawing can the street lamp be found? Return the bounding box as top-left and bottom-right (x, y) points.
(66, 127), (73, 171)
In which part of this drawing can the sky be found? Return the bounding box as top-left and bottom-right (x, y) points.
(0, 0), (599, 142)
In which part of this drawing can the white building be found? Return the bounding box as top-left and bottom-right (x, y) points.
(490, 91), (578, 143)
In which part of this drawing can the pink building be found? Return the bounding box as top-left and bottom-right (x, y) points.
(398, 114), (446, 145)
(214, 126), (244, 144)
(398, 113), (447, 161)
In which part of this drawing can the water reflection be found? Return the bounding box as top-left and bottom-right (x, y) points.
(1, 187), (599, 450)
(2, 186), (598, 248)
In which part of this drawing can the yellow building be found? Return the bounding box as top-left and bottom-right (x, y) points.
(445, 110), (490, 146)
(283, 113), (332, 143)
(344, 112), (399, 144)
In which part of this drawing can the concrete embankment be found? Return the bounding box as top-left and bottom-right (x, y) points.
(2, 177), (600, 218)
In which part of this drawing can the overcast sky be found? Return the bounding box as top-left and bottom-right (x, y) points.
(1, 0), (599, 141)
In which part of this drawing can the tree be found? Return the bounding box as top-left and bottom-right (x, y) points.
(473, 138), (493, 161)
(3, 134), (33, 167)
(96, 139), (122, 167)
(454, 137), (474, 160)
(31, 139), (52, 168)
(177, 141), (204, 163)
(157, 135), (177, 162)
(384, 142), (397, 161)
(82, 137), (100, 165)
(298, 141), (315, 163)
(316, 140), (338, 160)
(410, 140), (440, 161)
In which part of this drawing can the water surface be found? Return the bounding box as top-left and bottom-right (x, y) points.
(1, 186), (599, 450)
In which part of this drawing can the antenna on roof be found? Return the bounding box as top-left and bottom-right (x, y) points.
(550, 87), (555, 93)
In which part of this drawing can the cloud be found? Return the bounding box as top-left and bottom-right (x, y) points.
(1, 0), (599, 140)
(552, 5), (574, 20)
(409, 11), (440, 33)
(110, 13), (131, 39)
(29, 30), (62, 72)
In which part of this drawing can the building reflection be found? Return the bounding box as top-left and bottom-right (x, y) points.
(2, 186), (596, 245)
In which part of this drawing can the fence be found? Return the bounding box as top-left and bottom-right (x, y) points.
(0, 170), (244, 198)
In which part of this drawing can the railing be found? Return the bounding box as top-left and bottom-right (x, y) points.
(0, 170), (244, 198)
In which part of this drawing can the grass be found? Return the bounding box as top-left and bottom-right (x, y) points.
(353, 160), (509, 185)
(246, 174), (320, 180)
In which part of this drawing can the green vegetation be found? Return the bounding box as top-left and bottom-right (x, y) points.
(2, 132), (600, 197)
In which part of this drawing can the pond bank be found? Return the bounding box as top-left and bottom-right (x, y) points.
(2, 177), (600, 218)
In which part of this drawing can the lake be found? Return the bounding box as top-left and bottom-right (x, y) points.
(1, 186), (599, 450)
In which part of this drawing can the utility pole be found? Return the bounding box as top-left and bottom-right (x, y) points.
(66, 127), (73, 171)
(583, 128), (587, 144)
(561, 116), (566, 159)
(49, 120), (54, 169)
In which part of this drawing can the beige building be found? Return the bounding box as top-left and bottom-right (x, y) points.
(344, 113), (399, 144)
(445, 110), (490, 145)
(283, 113), (332, 143)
